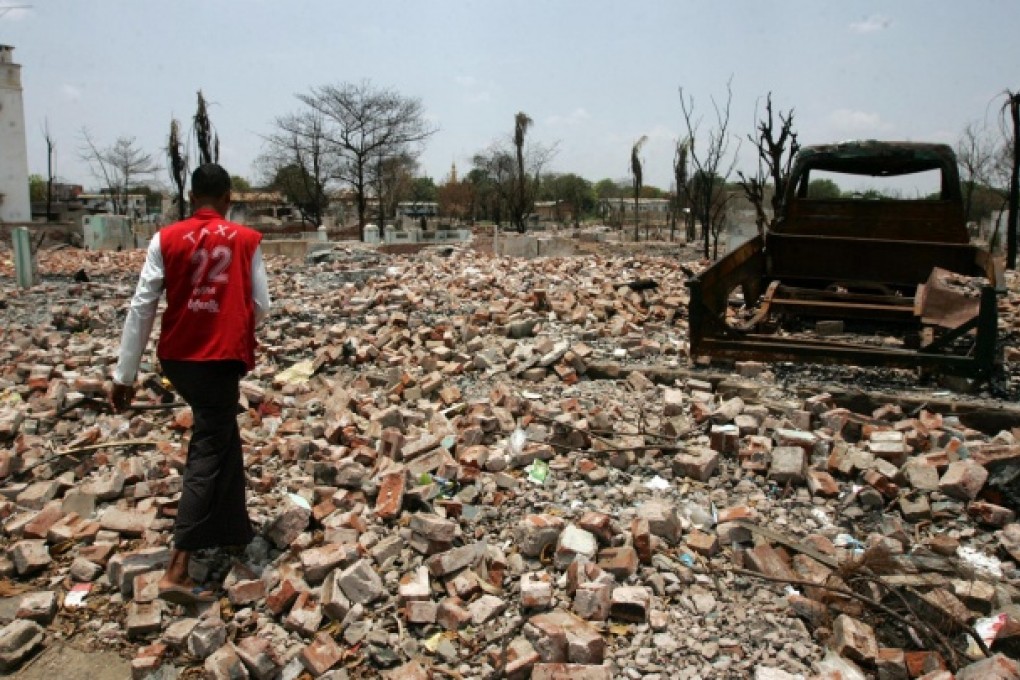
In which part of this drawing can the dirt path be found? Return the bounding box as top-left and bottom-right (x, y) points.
(10, 643), (130, 680)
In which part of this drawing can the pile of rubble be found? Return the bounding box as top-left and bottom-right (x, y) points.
(1, 243), (1020, 679)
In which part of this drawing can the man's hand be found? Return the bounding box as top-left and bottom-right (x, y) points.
(110, 382), (135, 413)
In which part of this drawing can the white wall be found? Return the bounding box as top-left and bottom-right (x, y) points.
(0, 46), (31, 224)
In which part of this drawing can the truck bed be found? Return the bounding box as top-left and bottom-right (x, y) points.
(686, 234), (1001, 378)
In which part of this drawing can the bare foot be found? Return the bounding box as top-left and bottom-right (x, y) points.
(159, 575), (199, 591)
(158, 579), (216, 604)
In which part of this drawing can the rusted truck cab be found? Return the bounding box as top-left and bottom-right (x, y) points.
(686, 141), (1003, 378)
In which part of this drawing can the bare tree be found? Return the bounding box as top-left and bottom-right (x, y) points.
(630, 135), (647, 241)
(737, 93), (799, 236)
(956, 121), (1000, 226)
(43, 120), (55, 222)
(194, 90), (219, 166)
(262, 109), (332, 227)
(511, 112), (534, 232)
(167, 119), (188, 220)
(1003, 90), (1020, 270)
(472, 144), (515, 226)
(678, 80), (739, 259)
(474, 129), (556, 231)
(373, 152), (417, 226)
(297, 80), (438, 239)
(672, 138), (693, 242)
(80, 130), (160, 215)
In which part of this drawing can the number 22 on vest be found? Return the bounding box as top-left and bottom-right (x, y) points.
(190, 246), (233, 287)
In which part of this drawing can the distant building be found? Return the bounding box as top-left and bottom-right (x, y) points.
(78, 192), (149, 217)
(533, 200), (575, 223)
(331, 188), (378, 225)
(30, 182), (85, 220)
(599, 197), (671, 216)
(227, 190), (296, 225)
(397, 201), (438, 218)
(51, 182), (84, 202)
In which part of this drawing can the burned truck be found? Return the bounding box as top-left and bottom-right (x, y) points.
(686, 141), (1003, 379)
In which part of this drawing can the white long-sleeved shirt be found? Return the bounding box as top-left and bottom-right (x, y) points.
(113, 232), (270, 385)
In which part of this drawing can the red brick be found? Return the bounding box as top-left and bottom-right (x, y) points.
(374, 471), (405, 520)
(299, 633), (343, 676)
(519, 571), (552, 610)
(904, 650), (946, 677)
(596, 546), (638, 579)
(631, 518), (652, 564)
(968, 501), (1016, 527)
(382, 660), (431, 680)
(227, 579), (266, 607)
(832, 614), (878, 666)
(685, 529), (718, 557)
(744, 544), (797, 581)
(266, 578), (302, 616)
(875, 648), (906, 680)
(525, 611), (605, 664)
(437, 597), (471, 631)
(22, 504), (64, 540)
(807, 470), (840, 497)
(577, 512), (615, 544)
(939, 460), (988, 501)
(716, 506), (755, 523)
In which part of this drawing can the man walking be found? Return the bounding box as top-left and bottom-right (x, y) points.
(110, 164), (270, 603)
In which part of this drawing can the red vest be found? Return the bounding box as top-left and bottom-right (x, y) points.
(157, 209), (262, 370)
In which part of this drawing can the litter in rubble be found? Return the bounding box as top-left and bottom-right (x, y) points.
(422, 632), (444, 654)
(273, 359), (315, 385)
(64, 583), (91, 608)
(0, 390), (22, 404)
(644, 475), (671, 491)
(970, 613), (1009, 656)
(957, 545), (1004, 577)
(684, 501), (715, 529)
(834, 533), (865, 550)
(525, 459), (550, 485)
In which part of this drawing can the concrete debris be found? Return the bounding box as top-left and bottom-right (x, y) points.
(0, 243), (1019, 678)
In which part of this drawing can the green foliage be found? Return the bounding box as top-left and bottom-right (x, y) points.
(806, 178), (841, 199)
(231, 175), (253, 192)
(540, 173), (596, 220)
(270, 163), (329, 222)
(594, 178), (628, 199)
(410, 176), (438, 203)
(28, 174), (46, 202)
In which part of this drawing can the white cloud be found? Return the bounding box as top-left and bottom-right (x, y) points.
(546, 107), (591, 127)
(849, 14), (891, 33)
(60, 84), (81, 102)
(826, 108), (893, 135)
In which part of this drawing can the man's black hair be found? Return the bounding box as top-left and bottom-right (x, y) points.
(191, 163), (231, 198)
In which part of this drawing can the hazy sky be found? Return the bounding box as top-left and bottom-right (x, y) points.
(3, 1), (1018, 192)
